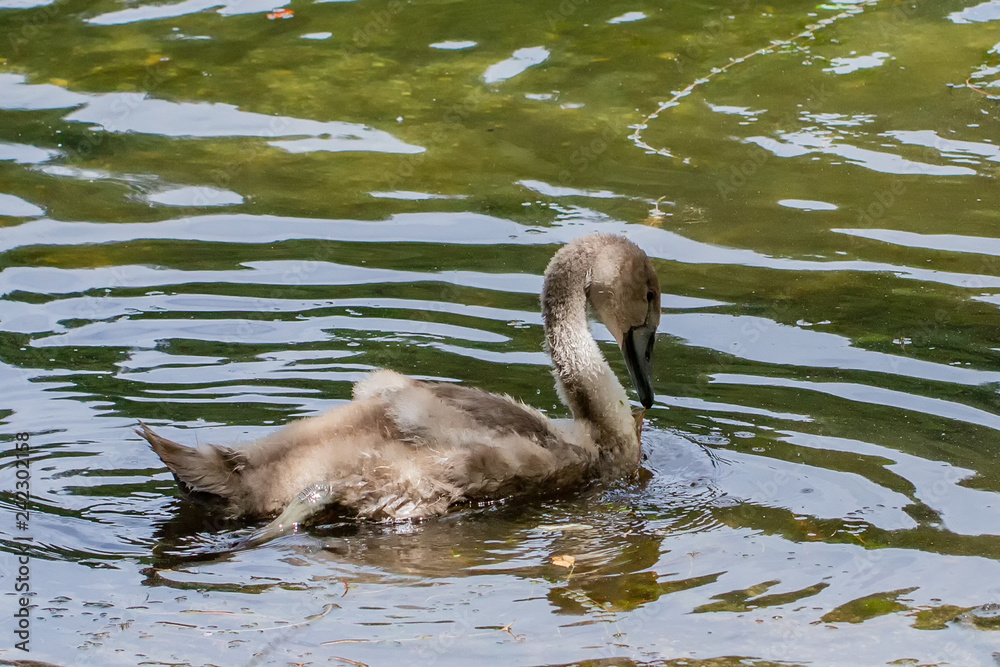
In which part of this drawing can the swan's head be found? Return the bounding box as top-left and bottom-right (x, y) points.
(587, 235), (661, 409)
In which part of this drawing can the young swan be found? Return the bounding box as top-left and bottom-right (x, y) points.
(137, 233), (661, 538)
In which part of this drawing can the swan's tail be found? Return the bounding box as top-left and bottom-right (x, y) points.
(136, 422), (246, 499)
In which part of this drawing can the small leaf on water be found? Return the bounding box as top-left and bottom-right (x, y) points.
(551, 555), (576, 568)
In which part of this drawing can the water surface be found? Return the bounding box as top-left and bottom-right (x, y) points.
(3, 0), (1000, 664)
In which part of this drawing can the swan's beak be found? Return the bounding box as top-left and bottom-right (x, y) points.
(623, 323), (656, 409)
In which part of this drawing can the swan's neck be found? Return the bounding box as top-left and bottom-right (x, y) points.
(542, 253), (640, 474)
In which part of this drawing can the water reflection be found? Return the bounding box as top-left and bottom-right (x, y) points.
(714, 373), (1000, 433)
(822, 51), (890, 75)
(483, 47), (550, 84)
(948, 1), (1000, 24)
(0, 141), (60, 164)
(0, 73), (425, 154)
(834, 226), (1000, 256)
(146, 185), (244, 207)
(747, 131), (978, 177)
(8, 212), (1000, 295)
(87, 0), (286, 25)
(0, 192), (44, 217)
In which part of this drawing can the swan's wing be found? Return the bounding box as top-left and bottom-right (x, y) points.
(423, 383), (597, 470)
(425, 383), (558, 446)
(354, 369), (565, 449)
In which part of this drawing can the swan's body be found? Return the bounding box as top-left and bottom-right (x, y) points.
(138, 233), (661, 536)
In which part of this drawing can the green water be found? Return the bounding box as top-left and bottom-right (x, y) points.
(3, 0), (1000, 664)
